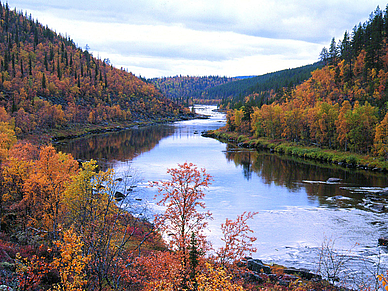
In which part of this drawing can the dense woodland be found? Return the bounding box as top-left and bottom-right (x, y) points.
(0, 2), (189, 139)
(224, 5), (388, 161)
(215, 62), (323, 109)
(149, 75), (234, 105)
(150, 63), (323, 109)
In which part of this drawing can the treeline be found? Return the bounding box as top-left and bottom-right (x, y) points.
(225, 5), (388, 160)
(215, 62), (323, 109)
(149, 75), (234, 105)
(0, 2), (188, 137)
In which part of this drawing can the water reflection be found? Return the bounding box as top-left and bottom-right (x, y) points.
(56, 124), (176, 170)
(223, 145), (388, 210)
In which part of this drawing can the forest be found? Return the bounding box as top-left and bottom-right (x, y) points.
(223, 5), (388, 162)
(215, 62), (323, 109)
(149, 75), (234, 105)
(0, 2), (190, 141)
(150, 63), (323, 109)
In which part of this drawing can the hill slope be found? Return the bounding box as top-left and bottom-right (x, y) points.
(216, 62), (323, 109)
(149, 75), (234, 105)
(0, 2), (189, 139)
(149, 63), (323, 108)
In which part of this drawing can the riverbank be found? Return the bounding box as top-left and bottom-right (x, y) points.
(22, 113), (197, 144)
(203, 129), (388, 173)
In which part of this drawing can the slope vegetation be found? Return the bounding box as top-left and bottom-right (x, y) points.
(0, 2), (189, 139)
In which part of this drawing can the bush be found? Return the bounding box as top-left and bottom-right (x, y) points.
(346, 155), (358, 165)
(237, 135), (248, 143)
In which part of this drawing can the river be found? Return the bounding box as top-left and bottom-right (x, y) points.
(56, 105), (388, 286)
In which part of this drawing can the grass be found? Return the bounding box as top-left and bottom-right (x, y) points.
(205, 129), (388, 172)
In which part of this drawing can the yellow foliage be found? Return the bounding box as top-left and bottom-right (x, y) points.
(51, 228), (91, 291)
(63, 160), (117, 226)
(0, 121), (17, 163)
(196, 263), (244, 291)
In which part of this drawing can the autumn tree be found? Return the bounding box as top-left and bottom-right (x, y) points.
(378, 271), (388, 291)
(51, 227), (91, 291)
(196, 263), (244, 291)
(63, 160), (151, 290)
(151, 162), (213, 289)
(0, 121), (17, 164)
(22, 145), (78, 239)
(336, 100), (352, 151)
(152, 162), (213, 252)
(1, 142), (38, 232)
(216, 211), (258, 268)
(347, 101), (378, 153)
(125, 251), (185, 291)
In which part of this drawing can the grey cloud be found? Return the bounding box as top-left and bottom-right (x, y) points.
(94, 40), (256, 62)
(9, 0), (388, 44)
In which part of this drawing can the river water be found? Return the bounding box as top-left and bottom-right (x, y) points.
(56, 105), (388, 286)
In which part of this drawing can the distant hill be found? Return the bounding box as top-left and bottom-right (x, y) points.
(213, 62), (323, 108)
(149, 75), (234, 105)
(150, 64), (323, 108)
(233, 76), (256, 80)
(0, 2), (188, 137)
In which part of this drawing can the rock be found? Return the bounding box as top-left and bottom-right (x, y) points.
(378, 237), (388, 246)
(114, 191), (126, 201)
(246, 272), (264, 283)
(283, 267), (321, 281)
(277, 279), (289, 286)
(247, 259), (271, 274)
(369, 203), (386, 212)
(377, 190), (388, 196)
(327, 177), (341, 183)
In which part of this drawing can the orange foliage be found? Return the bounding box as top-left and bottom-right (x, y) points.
(151, 162), (213, 254)
(217, 211), (258, 267)
(0, 3), (187, 137)
(20, 146), (78, 237)
(52, 228), (91, 291)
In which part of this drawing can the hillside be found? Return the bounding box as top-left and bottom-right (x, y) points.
(149, 63), (323, 108)
(214, 62), (323, 109)
(223, 5), (388, 161)
(149, 75), (234, 105)
(0, 2), (189, 140)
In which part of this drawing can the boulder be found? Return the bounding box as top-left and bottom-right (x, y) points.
(378, 237), (388, 246)
(247, 259), (271, 274)
(370, 203), (386, 212)
(246, 272), (264, 283)
(327, 178), (341, 183)
(114, 191), (126, 201)
(283, 267), (321, 281)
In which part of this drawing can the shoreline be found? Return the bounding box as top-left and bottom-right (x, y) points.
(40, 114), (197, 143)
(203, 129), (388, 173)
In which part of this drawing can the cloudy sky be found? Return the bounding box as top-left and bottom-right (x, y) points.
(6, 0), (388, 78)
